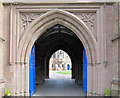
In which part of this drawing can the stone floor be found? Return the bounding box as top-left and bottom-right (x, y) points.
(33, 71), (84, 96)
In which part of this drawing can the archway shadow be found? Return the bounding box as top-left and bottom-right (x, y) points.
(29, 24), (87, 96)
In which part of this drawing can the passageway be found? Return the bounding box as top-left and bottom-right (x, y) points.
(35, 24), (83, 84)
(29, 24), (87, 96)
(33, 71), (84, 96)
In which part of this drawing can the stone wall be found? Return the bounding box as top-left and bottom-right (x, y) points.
(0, 1), (5, 97)
(1, 1), (119, 96)
(110, 2), (120, 96)
(119, 2), (120, 95)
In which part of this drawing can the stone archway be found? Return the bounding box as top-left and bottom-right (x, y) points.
(15, 9), (97, 96)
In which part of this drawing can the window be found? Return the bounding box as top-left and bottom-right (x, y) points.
(53, 53), (56, 58)
(60, 51), (62, 54)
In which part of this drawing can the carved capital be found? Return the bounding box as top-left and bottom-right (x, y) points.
(103, 61), (108, 68)
(0, 37), (5, 43)
(0, 78), (5, 84)
(9, 61), (27, 65)
(9, 61), (15, 65)
(87, 62), (97, 66)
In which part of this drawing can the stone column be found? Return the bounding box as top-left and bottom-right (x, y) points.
(111, 2), (120, 96)
(87, 63), (92, 96)
(72, 60), (75, 79)
(36, 58), (44, 84)
(75, 56), (83, 85)
(0, 2), (5, 97)
(118, 1), (120, 96)
(44, 58), (49, 79)
(118, 1), (120, 95)
(46, 60), (49, 78)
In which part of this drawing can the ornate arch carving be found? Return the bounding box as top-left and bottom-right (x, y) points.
(17, 9), (97, 65)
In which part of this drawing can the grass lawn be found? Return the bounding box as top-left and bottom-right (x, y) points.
(56, 71), (71, 74)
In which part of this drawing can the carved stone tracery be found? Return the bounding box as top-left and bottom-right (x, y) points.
(21, 14), (35, 31)
(20, 13), (43, 34)
(20, 12), (96, 37)
(79, 13), (96, 31)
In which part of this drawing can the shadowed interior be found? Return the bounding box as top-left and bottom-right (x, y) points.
(34, 24), (84, 85)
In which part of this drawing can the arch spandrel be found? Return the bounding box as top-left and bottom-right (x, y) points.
(18, 9), (97, 66)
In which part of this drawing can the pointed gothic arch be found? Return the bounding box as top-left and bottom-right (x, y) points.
(16, 9), (97, 95)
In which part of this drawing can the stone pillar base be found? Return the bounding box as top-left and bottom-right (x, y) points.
(0, 79), (5, 97)
(111, 75), (120, 96)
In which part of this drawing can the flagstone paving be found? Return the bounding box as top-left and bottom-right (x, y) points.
(33, 71), (84, 96)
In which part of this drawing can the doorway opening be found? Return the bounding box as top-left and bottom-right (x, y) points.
(49, 49), (72, 79)
(29, 24), (87, 96)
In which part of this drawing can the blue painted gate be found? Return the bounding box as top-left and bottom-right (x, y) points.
(29, 45), (36, 96)
(67, 65), (70, 70)
(83, 48), (87, 95)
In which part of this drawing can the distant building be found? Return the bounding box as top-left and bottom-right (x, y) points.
(49, 50), (72, 71)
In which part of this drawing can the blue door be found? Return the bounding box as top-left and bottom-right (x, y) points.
(83, 48), (87, 95)
(29, 45), (36, 96)
(67, 65), (70, 70)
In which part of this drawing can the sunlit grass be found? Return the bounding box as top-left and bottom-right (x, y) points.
(56, 71), (71, 74)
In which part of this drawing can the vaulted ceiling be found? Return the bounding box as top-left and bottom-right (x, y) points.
(35, 24), (83, 63)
